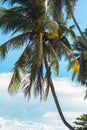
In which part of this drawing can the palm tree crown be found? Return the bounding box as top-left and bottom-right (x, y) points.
(0, 0), (78, 99)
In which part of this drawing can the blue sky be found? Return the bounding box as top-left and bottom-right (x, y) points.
(0, 0), (87, 130)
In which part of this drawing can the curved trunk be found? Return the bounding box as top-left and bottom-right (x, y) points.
(50, 80), (75, 130)
(66, 0), (87, 47)
(44, 57), (75, 130)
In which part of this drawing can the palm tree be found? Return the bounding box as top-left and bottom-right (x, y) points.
(71, 29), (87, 97)
(49, 0), (87, 47)
(74, 114), (87, 130)
(51, 0), (87, 97)
(64, 0), (87, 47)
(0, 0), (79, 130)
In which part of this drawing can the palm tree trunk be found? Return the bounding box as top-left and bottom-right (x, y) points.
(44, 57), (75, 130)
(50, 80), (75, 130)
(66, 0), (87, 47)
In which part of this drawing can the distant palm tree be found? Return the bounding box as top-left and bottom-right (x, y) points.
(53, 0), (87, 96)
(65, 0), (87, 46)
(74, 114), (87, 130)
(72, 29), (87, 97)
(49, 0), (87, 46)
(0, 0), (79, 130)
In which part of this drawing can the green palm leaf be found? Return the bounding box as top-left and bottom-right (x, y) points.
(0, 33), (29, 59)
(49, 44), (59, 75)
(0, 7), (28, 34)
(8, 68), (22, 95)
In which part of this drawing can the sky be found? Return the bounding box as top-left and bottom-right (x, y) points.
(0, 0), (87, 130)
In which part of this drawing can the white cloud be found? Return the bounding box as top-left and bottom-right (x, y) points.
(43, 111), (84, 129)
(0, 73), (12, 89)
(0, 73), (87, 130)
(52, 78), (87, 108)
(0, 117), (65, 130)
(53, 78), (85, 94)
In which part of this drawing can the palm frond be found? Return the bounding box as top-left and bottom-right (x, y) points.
(23, 70), (44, 100)
(24, 84), (31, 99)
(48, 0), (63, 22)
(62, 36), (72, 50)
(14, 44), (32, 72)
(65, 0), (78, 19)
(34, 65), (44, 100)
(60, 37), (74, 61)
(8, 68), (22, 94)
(59, 23), (76, 40)
(68, 60), (79, 80)
(0, 7), (29, 34)
(74, 36), (87, 51)
(0, 4), (46, 34)
(73, 35), (87, 86)
(20, 36), (44, 99)
(0, 33), (29, 59)
(84, 89), (87, 99)
(22, 74), (31, 99)
(77, 52), (87, 86)
(49, 44), (59, 75)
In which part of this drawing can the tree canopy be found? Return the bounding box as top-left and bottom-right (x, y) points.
(0, 0), (80, 99)
(74, 114), (87, 130)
